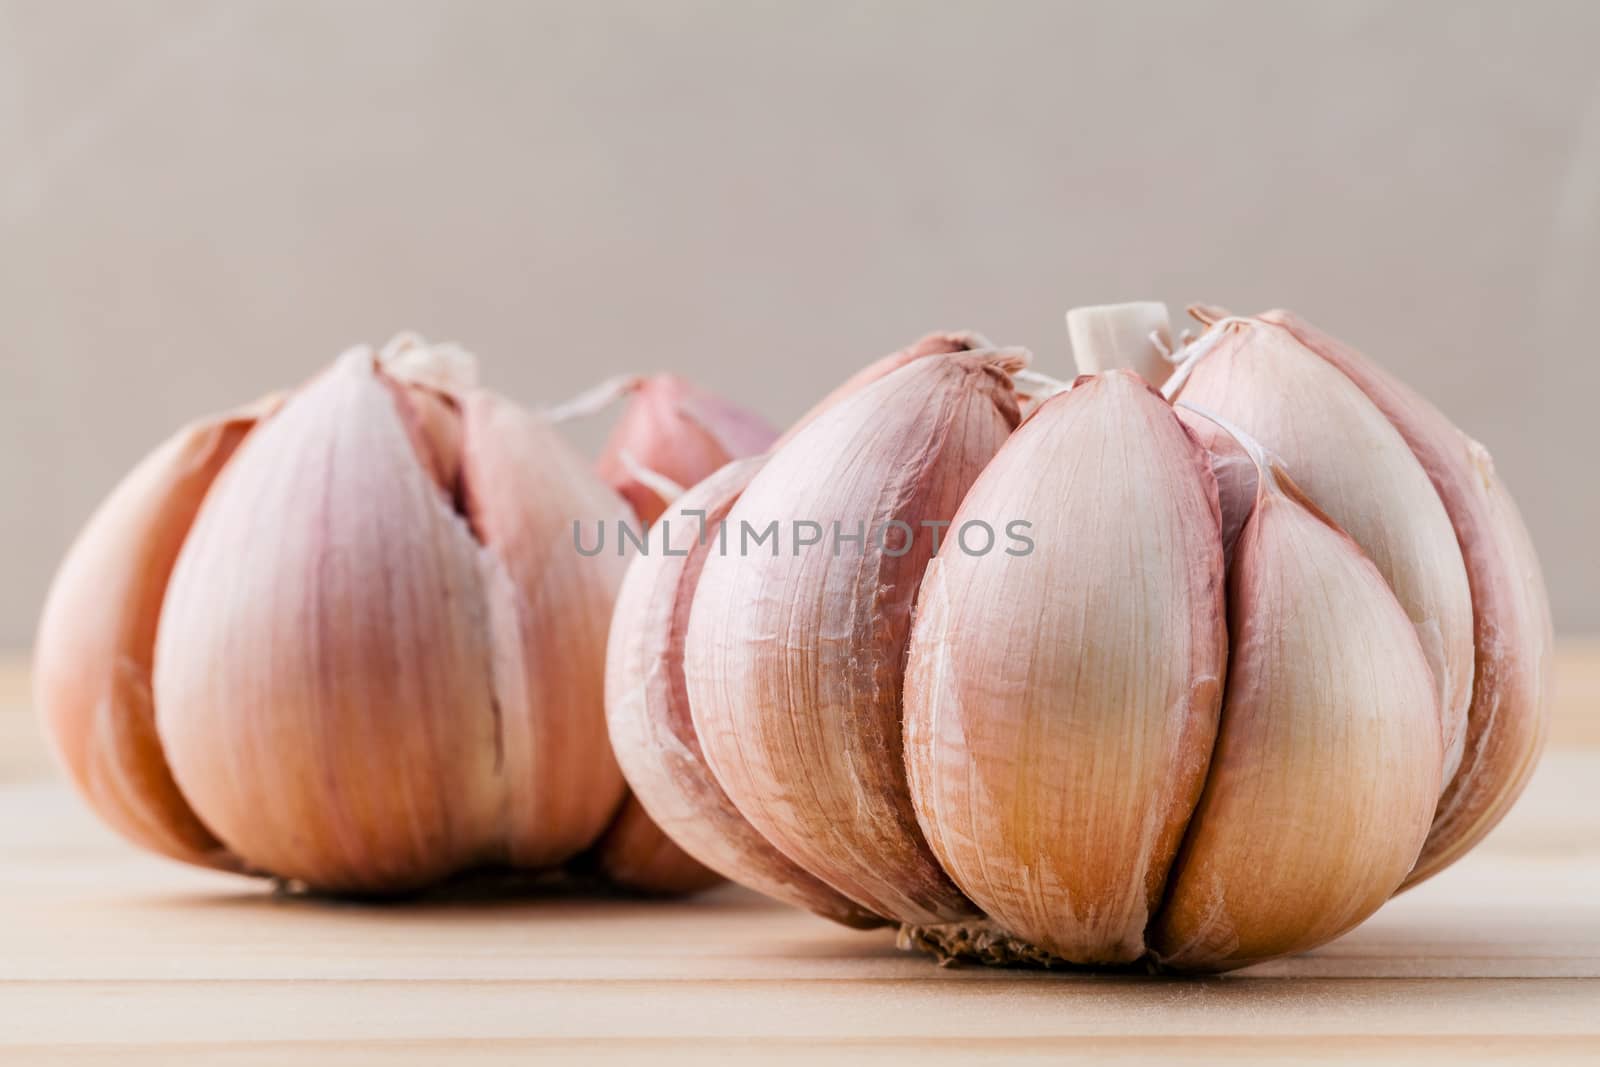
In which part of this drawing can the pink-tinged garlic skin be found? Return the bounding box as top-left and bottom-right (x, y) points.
(775, 331), (992, 448)
(153, 354), (506, 890)
(1172, 321), (1475, 786)
(596, 375), (778, 525)
(605, 458), (883, 927)
(1259, 309), (1554, 889)
(685, 354), (1020, 925)
(458, 389), (633, 871)
(903, 371), (1227, 965)
(1153, 472), (1442, 972)
(33, 396), (281, 872)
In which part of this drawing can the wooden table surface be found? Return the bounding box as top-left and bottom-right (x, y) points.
(2, 647), (1597, 1064)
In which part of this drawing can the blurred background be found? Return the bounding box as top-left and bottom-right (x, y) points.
(2, 0), (1597, 647)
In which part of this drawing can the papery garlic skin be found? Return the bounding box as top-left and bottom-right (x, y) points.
(595, 375), (777, 524)
(1153, 467), (1442, 971)
(1170, 320), (1475, 784)
(33, 395), (281, 873)
(1259, 310), (1554, 888)
(776, 331), (994, 447)
(903, 371), (1227, 964)
(685, 353), (1022, 925)
(604, 459), (883, 926)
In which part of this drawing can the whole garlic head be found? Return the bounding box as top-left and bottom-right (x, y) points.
(34, 339), (639, 893)
(609, 308), (1551, 974)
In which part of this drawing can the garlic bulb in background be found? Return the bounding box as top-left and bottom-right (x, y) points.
(592, 375), (778, 524)
(36, 339), (639, 893)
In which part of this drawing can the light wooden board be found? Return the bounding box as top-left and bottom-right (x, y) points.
(2, 648), (1598, 1064)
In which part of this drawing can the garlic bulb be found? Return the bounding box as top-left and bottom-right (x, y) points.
(36, 339), (643, 893)
(606, 303), (1548, 973)
(684, 350), (1024, 924)
(592, 374), (778, 524)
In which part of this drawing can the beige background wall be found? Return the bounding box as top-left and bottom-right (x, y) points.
(2, 0), (1597, 646)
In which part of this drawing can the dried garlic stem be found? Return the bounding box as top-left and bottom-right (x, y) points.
(379, 333), (481, 395)
(1066, 302), (1175, 386)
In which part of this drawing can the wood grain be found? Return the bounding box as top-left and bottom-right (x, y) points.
(1, 645), (1597, 1063)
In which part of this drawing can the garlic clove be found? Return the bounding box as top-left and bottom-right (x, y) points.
(33, 395), (280, 873)
(776, 330), (995, 447)
(153, 351), (505, 891)
(903, 371), (1227, 965)
(685, 353), (1022, 925)
(1258, 309), (1554, 889)
(1066, 302), (1176, 387)
(591, 796), (724, 896)
(457, 388), (634, 871)
(595, 375), (778, 524)
(1169, 319), (1475, 787)
(605, 457), (884, 927)
(1152, 459), (1443, 972)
